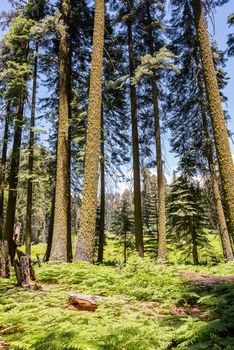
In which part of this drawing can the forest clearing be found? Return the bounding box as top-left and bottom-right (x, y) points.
(1, 0), (234, 349)
(1, 239), (234, 350)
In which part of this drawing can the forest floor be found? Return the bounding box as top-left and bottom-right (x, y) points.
(0, 242), (234, 350)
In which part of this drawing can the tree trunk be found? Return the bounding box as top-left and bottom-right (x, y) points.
(127, 0), (144, 258)
(25, 42), (38, 256)
(0, 101), (10, 241)
(195, 64), (234, 261)
(74, 0), (105, 263)
(67, 39), (73, 262)
(97, 108), (105, 263)
(124, 232), (127, 264)
(191, 0), (234, 235)
(190, 218), (199, 265)
(4, 94), (25, 261)
(144, 0), (166, 262)
(50, 0), (70, 262)
(44, 190), (55, 262)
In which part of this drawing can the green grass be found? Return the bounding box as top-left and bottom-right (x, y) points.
(1, 240), (234, 350)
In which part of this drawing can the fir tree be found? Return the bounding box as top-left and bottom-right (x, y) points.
(112, 189), (134, 263)
(167, 174), (211, 265)
(2, 11), (33, 260)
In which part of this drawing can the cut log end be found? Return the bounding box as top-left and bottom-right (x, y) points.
(68, 294), (98, 312)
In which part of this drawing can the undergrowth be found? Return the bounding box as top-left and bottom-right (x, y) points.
(0, 246), (234, 349)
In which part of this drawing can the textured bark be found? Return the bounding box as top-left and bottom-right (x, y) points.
(50, 0), (70, 262)
(127, 0), (144, 258)
(25, 43), (38, 256)
(0, 241), (11, 278)
(74, 0), (105, 263)
(4, 95), (24, 260)
(14, 249), (36, 287)
(145, 0), (166, 262)
(67, 39), (73, 262)
(97, 109), (105, 263)
(191, 0), (234, 235)
(196, 65), (234, 261)
(0, 102), (10, 241)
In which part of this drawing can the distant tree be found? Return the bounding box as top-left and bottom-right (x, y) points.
(112, 189), (134, 263)
(142, 168), (158, 237)
(167, 174), (211, 265)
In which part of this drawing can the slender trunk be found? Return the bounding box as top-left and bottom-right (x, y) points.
(67, 41), (72, 262)
(0, 102), (10, 241)
(196, 66), (234, 261)
(44, 190), (55, 262)
(191, 0), (234, 235)
(50, 0), (70, 262)
(127, 0), (144, 258)
(124, 231), (127, 264)
(74, 0), (105, 263)
(145, 0), (166, 262)
(25, 42), (38, 256)
(97, 108), (105, 263)
(152, 82), (167, 262)
(4, 94), (25, 260)
(191, 219), (199, 265)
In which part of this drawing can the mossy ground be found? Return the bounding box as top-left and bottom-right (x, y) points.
(0, 237), (234, 350)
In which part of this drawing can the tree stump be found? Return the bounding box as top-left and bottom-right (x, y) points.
(14, 249), (36, 287)
(0, 241), (11, 278)
(68, 294), (98, 312)
(36, 254), (43, 267)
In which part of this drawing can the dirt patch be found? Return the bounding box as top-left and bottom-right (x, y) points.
(0, 340), (9, 350)
(179, 271), (234, 285)
(170, 304), (203, 317)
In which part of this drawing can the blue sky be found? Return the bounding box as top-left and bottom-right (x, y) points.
(0, 0), (233, 178)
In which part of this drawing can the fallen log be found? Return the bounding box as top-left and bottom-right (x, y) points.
(68, 294), (99, 312)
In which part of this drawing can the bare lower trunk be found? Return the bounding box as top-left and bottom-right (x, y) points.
(74, 0), (105, 263)
(25, 42), (38, 256)
(152, 81), (167, 263)
(44, 190), (55, 262)
(192, 0), (234, 236)
(67, 42), (73, 262)
(0, 102), (10, 241)
(127, 1), (144, 257)
(4, 94), (25, 261)
(97, 109), (105, 263)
